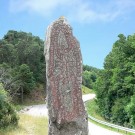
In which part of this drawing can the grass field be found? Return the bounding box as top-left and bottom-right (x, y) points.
(86, 99), (134, 135)
(86, 99), (105, 121)
(82, 85), (94, 95)
(0, 114), (48, 135)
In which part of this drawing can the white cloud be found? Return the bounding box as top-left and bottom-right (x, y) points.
(9, 0), (135, 23)
(9, 0), (74, 16)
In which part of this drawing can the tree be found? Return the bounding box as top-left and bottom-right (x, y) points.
(1, 30), (45, 83)
(0, 30), (46, 102)
(0, 63), (35, 102)
(0, 63), (20, 98)
(126, 95), (135, 128)
(0, 40), (16, 67)
(17, 64), (35, 102)
(82, 71), (93, 89)
(82, 65), (100, 89)
(95, 33), (135, 127)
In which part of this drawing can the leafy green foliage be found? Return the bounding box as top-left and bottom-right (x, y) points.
(0, 30), (45, 101)
(0, 83), (19, 128)
(95, 33), (135, 128)
(126, 95), (135, 128)
(0, 30), (45, 83)
(17, 64), (35, 94)
(0, 63), (20, 98)
(82, 65), (100, 89)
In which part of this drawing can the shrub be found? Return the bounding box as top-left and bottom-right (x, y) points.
(0, 83), (19, 128)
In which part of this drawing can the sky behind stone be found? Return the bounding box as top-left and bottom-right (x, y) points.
(1, 0), (135, 68)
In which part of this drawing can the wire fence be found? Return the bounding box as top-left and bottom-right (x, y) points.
(88, 114), (135, 134)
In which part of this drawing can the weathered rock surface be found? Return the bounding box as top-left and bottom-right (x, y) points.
(45, 17), (88, 135)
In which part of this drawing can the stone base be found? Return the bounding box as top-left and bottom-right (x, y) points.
(48, 118), (88, 135)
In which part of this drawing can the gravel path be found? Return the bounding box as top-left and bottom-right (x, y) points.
(21, 94), (122, 135)
(82, 94), (95, 102)
(21, 104), (48, 117)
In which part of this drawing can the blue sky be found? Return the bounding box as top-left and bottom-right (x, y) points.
(1, 0), (135, 69)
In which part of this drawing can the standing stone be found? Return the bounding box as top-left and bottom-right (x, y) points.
(45, 17), (88, 135)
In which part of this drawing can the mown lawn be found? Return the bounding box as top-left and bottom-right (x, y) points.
(0, 114), (48, 135)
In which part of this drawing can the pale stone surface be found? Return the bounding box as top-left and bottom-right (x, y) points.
(45, 17), (88, 135)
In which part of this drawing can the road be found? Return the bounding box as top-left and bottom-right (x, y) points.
(21, 94), (122, 135)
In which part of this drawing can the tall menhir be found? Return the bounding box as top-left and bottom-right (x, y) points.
(45, 17), (88, 135)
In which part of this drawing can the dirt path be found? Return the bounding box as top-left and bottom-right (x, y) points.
(21, 94), (122, 135)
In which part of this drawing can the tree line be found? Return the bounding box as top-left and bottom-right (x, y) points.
(95, 34), (135, 128)
(0, 30), (45, 102)
(0, 30), (99, 102)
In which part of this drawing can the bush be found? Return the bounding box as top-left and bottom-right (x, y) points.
(0, 83), (19, 128)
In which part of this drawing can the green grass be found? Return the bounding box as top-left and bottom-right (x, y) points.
(86, 99), (134, 135)
(0, 114), (48, 135)
(86, 99), (105, 121)
(82, 85), (94, 95)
